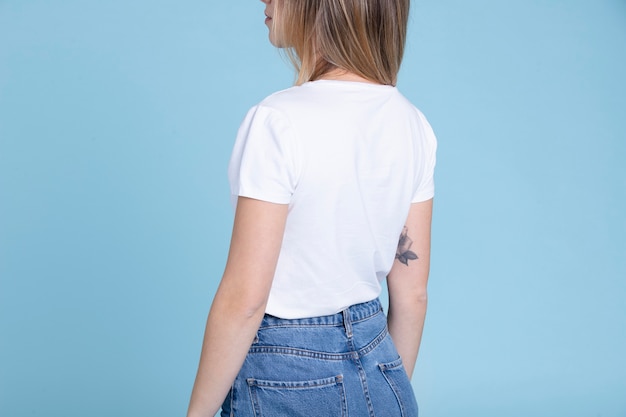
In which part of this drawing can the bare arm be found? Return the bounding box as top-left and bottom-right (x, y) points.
(186, 197), (288, 417)
(386, 199), (433, 379)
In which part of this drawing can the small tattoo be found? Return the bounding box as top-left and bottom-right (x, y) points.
(396, 226), (418, 266)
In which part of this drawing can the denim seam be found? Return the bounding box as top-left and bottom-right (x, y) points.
(248, 325), (389, 360)
(257, 310), (383, 330)
(258, 323), (342, 330)
(247, 382), (260, 417)
(246, 375), (342, 388)
(245, 376), (348, 417)
(347, 333), (376, 417)
(379, 364), (407, 417)
(248, 346), (354, 360)
(357, 325), (389, 357)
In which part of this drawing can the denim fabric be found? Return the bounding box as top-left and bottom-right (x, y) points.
(221, 298), (418, 417)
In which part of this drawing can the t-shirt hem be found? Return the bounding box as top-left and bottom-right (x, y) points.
(265, 282), (381, 319)
(411, 190), (435, 203)
(234, 189), (291, 205)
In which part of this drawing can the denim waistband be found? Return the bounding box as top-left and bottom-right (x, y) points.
(260, 298), (383, 328)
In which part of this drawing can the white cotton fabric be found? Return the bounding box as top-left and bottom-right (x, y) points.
(228, 80), (437, 319)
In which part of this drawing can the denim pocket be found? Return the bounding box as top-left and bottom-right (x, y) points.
(379, 358), (419, 417)
(246, 374), (347, 417)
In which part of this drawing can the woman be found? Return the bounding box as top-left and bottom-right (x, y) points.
(187, 0), (436, 415)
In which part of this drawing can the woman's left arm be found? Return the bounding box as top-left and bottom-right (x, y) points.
(186, 197), (288, 417)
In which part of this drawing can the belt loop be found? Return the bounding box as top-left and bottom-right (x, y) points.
(342, 308), (353, 339)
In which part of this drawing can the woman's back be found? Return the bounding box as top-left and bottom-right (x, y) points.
(229, 80), (436, 318)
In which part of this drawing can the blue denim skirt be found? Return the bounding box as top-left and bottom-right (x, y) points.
(221, 298), (418, 416)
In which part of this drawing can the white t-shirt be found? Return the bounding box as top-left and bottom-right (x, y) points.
(229, 80), (436, 319)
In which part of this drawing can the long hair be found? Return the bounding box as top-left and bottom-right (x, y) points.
(275, 0), (410, 86)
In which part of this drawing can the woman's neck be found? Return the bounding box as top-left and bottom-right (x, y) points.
(318, 68), (380, 84)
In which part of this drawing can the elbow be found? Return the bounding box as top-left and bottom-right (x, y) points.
(407, 291), (428, 310)
(224, 293), (268, 321)
(212, 282), (269, 323)
(241, 299), (268, 320)
(414, 289), (428, 304)
(390, 288), (428, 311)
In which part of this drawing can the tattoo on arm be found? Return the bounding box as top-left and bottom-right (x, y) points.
(396, 226), (418, 266)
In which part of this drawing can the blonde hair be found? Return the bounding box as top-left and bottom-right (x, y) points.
(274, 0), (410, 86)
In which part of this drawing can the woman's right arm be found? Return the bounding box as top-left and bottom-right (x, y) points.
(186, 197), (288, 417)
(386, 198), (433, 379)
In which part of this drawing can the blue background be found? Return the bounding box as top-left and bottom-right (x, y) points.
(1, 1), (625, 416)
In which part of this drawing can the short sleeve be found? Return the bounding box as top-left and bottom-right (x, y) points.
(228, 105), (298, 206)
(411, 110), (437, 203)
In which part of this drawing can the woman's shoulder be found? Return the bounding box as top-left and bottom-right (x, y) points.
(257, 84), (313, 108)
(257, 81), (408, 112)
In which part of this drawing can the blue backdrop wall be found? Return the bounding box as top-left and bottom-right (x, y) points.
(1, 1), (624, 416)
